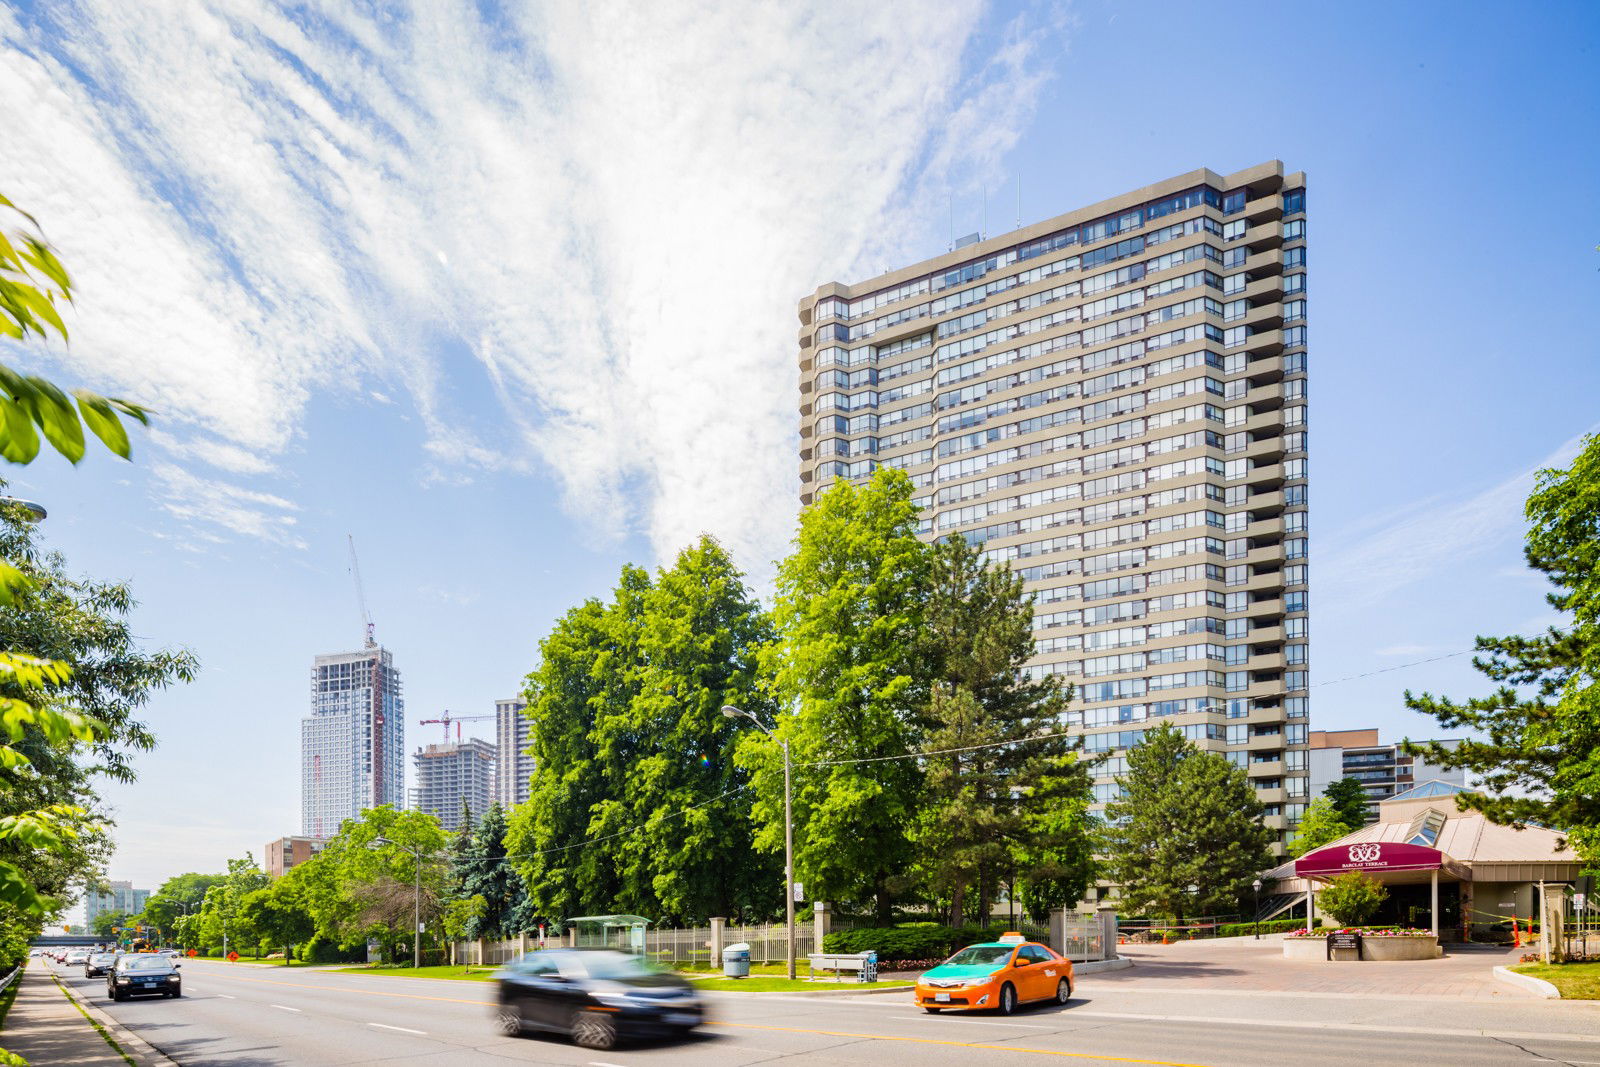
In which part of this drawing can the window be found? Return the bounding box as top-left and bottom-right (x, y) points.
(1285, 669), (1307, 691)
(1225, 618), (1248, 639)
(1285, 591), (1307, 613)
(1283, 189), (1306, 215)
(1286, 697), (1308, 719)
(1285, 300), (1306, 322)
(1224, 299), (1249, 323)
(1285, 564), (1308, 586)
(1226, 592), (1248, 613)
(1225, 671), (1247, 692)
(1223, 219), (1248, 241)
(1284, 272), (1306, 294)
(1404, 808), (1448, 847)
(1286, 723), (1307, 745)
(1283, 247), (1307, 269)
(1223, 190), (1248, 215)
(1225, 644), (1249, 666)
(1285, 616), (1308, 638)
(1227, 724), (1248, 745)
(1286, 642), (1308, 664)
(1222, 273), (1247, 295)
(1283, 218), (1306, 241)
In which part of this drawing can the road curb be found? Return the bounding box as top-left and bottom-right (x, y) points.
(1493, 965), (1560, 999)
(1075, 958), (1134, 976)
(53, 973), (182, 1066)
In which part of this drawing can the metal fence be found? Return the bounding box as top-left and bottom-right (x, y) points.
(1056, 915), (1105, 961)
(0, 964), (20, 995)
(1115, 915), (1241, 943)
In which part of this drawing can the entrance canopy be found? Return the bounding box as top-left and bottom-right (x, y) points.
(1296, 841), (1444, 879)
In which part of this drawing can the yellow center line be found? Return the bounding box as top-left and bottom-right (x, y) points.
(707, 1021), (1216, 1066)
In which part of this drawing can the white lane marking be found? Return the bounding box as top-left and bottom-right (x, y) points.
(217, 994), (235, 1000)
(369, 1023), (427, 1035)
(1065, 1009), (1600, 1045)
(589, 1062), (629, 1067)
(889, 1015), (1054, 1029)
(270, 1004), (302, 1013)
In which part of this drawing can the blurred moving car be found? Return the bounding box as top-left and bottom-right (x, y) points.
(108, 953), (181, 1000)
(85, 951), (119, 978)
(64, 949), (91, 966)
(913, 932), (1073, 1015)
(493, 949), (702, 1050)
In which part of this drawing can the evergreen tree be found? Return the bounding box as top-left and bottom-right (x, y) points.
(1288, 796), (1354, 858)
(1322, 778), (1370, 830)
(1407, 433), (1600, 862)
(747, 469), (932, 921)
(459, 804), (527, 938)
(1100, 723), (1274, 923)
(910, 534), (1096, 925)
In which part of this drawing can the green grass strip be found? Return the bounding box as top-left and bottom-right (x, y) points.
(50, 975), (136, 1067)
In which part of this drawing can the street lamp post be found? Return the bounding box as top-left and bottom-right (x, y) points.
(724, 704), (796, 981)
(371, 837), (424, 968)
(1252, 879), (1262, 940)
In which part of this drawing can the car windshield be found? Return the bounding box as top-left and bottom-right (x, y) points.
(944, 946), (1015, 967)
(91, 954), (117, 963)
(120, 956), (170, 972)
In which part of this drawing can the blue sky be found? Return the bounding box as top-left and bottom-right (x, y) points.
(1, 0), (1596, 901)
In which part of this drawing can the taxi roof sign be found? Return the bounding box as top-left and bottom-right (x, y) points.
(997, 932), (1026, 944)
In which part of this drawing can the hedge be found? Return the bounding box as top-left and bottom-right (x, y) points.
(823, 924), (1026, 962)
(1217, 918), (1320, 937)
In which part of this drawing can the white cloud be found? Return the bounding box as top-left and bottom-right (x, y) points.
(1319, 429), (1594, 611)
(0, 1), (1067, 568)
(150, 461), (304, 548)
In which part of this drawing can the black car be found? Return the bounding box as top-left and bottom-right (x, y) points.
(108, 953), (181, 1000)
(493, 949), (702, 1050)
(85, 951), (119, 978)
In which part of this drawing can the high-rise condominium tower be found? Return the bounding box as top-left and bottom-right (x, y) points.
(797, 162), (1310, 850)
(301, 646), (405, 837)
(494, 696), (533, 809)
(411, 738), (497, 832)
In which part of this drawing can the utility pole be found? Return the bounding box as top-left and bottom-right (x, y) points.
(725, 705), (797, 980)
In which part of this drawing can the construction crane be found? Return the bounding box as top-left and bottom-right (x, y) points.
(419, 710), (495, 743)
(347, 534), (376, 648)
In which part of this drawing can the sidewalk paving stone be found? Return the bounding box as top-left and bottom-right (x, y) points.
(2, 962), (130, 1066)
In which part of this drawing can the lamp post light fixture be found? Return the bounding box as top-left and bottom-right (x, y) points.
(370, 836), (424, 968)
(723, 704), (796, 981)
(1252, 879), (1262, 940)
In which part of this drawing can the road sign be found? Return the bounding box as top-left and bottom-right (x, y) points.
(227, 951), (239, 962)
(1577, 893), (1588, 910)
(793, 881), (804, 902)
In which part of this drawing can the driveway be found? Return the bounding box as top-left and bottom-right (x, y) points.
(1098, 933), (1535, 1000)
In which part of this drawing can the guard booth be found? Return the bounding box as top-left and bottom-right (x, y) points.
(566, 914), (650, 955)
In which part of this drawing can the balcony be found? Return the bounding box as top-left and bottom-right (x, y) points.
(1244, 275), (1285, 303)
(1254, 787), (1288, 805)
(1249, 758), (1286, 777)
(1243, 248), (1283, 276)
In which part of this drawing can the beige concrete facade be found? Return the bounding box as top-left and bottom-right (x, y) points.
(265, 835), (327, 878)
(797, 162), (1310, 850)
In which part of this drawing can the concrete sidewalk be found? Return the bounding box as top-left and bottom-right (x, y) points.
(1, 962), (166, 1065)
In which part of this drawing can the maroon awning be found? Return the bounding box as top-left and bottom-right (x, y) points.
(1294, 841), (1444, 878)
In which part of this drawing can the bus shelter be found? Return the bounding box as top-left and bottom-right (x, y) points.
(566, 914), (651, 954)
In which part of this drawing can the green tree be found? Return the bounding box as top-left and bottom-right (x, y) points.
(1287, 796), (1354, 858)
(507, 597), (626, 920)
(197, 853), (270, 953)
(598, 537), (777, 922)
(1317, 871), (1388, 926)
(911, 534), (1096, 925)
(239, 873), (315, 959)
(457, 804), (528, 939)
(746, 469), (932, 921)
(1100, 722), (1275, 923)
(1406, 434), (1600, 862)
(90, 909), (131, 939)
(1322, 778), (1371, 830)
(140, 872), (224, 933)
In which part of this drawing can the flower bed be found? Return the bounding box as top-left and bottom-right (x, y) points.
(1285, 926), (1434, 937)
(1282, 928), (1441, 961)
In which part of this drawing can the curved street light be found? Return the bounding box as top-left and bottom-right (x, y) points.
(723, 705), (797, 981)
(369, 836), (427, 969)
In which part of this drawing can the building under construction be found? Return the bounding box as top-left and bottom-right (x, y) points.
(410, 738), (496, 832)
(301, 646), (406, 838)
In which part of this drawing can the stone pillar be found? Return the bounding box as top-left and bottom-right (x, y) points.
(1305, 885), (1315, 933)
(710, 917), (726, 963)
(1049, 907), (1065, 956)
(1430, 869), (1439, 938)
(518, 932), (529, 957)
(477, 938), (488, 967)
(1097, 905), (1119, 961)
(567, 926), (577, 948)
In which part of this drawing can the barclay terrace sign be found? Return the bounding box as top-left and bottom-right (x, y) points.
(1294, 841), (1444, 878)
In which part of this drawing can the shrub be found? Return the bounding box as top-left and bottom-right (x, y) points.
(1317, 872), (1389, 926)
(303, 936), (366, 964)
(1217, 918), (1320, 937)
(823, 924), (1024, 962)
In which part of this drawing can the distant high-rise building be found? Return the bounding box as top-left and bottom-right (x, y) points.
(302, 646), (405, 838)
(83, 880), (150, 928)
(1309, 729), (1464, 822)
(798, 162), (1311, 851)
(411, 738), (497, 832)
(494, 696), (533, 808)
(265, 835), (329, 878)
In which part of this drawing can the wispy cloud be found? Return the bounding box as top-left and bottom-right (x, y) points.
(1320, 429), (1594, 610)
(1, 1), (1067, 567)
(150, 462), (304, 549)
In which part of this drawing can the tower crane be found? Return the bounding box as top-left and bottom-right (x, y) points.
(419, 710), (495, 743)
(347, 534), (376, 648)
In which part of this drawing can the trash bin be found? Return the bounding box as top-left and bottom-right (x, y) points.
(722, 943), (751, 978)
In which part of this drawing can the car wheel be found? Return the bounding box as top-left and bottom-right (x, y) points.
(1055, 978), (1071, 1004)
(923, 1007), (941, 1014)
(571, 1009), (617, 1050)
(997, 983), (1016, 1016)
(494, 1005), (523, 1037)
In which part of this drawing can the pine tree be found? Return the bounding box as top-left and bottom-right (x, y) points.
(911, 534), (1095, 925)
(459, 804), (527, 938)
(1100, 723), (1274, 923)
(1407, 433), (1600, 861)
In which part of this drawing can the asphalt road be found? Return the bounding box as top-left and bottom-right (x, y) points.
(46, 958), (1600, 1066)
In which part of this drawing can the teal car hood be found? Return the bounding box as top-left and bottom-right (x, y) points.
(922, 963), (1005, 982)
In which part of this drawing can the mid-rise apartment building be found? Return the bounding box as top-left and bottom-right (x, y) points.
(1310, 728), (1463, 821)
(83, 880), (150, 927)
(264, 835), (329, 878)
(798, 162), (1310, 847)
(494, 696), (533, 809)
(302, 645), (405, 838)
(411, 738), (497, 832)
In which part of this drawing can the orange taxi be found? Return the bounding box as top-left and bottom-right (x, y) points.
(913, 932), (1072, 1015)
